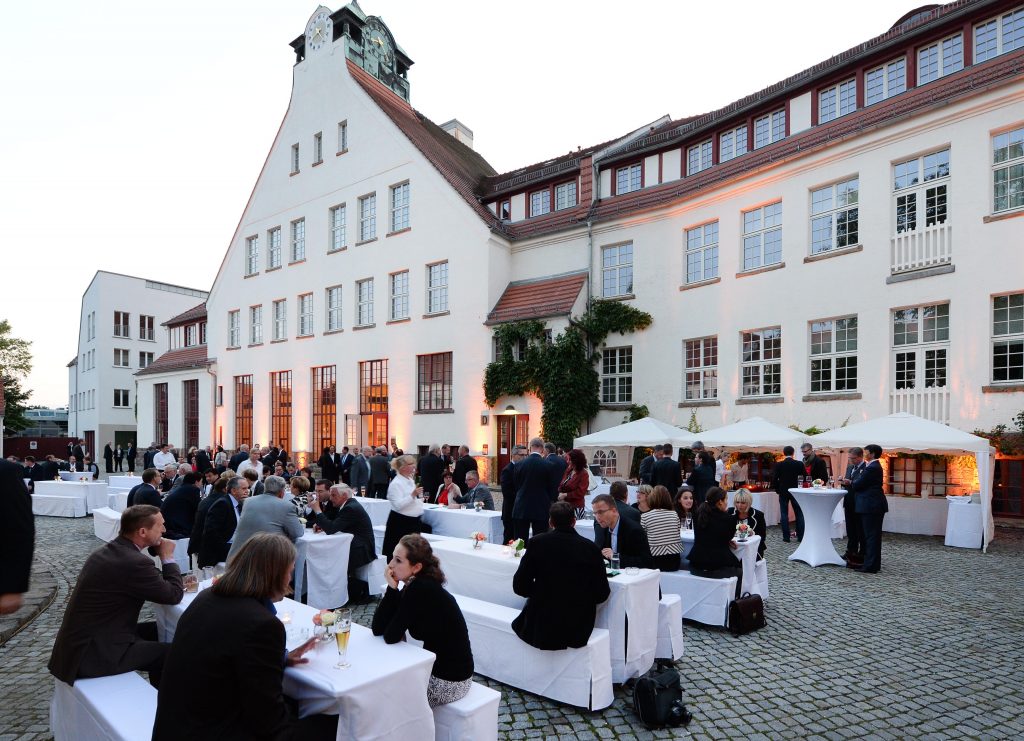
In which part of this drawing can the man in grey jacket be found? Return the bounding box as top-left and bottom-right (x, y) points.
(454, 470), (495, 510)
(227, 475), (304, 559)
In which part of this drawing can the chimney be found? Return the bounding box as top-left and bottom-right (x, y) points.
(440, 119), (474, 150)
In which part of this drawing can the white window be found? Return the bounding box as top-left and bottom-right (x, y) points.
(390, 271), (409, 320)
(139, 315), (154, 341)
(113, 348), (130, 368)
(139, 351), (154, 369)
(993, 293), (1024, 383)
(290, 219), (305, 262)
(329, 204), (346, 251)
(228, 310), (240, 347)
(917, 33), (963, 84)
(866, 58), (906, 105)
(249, 305), (263, 344)
(530, 189), (550, 217)
(601, 243), (633, 297)
(818, 79), (856, 123)
(313, 132), (323, 164)
(356, 278), (374, 326)
(687, 140), (713, 175)
(742, 202), (783, 271)
(290, 143), (299, 173)
(337, 120), (348, 152)
(894, 149), (950, 233)
(555, 181), (577, 210)
(754, 110), (786, 149)
(975, 6), (1024, 63)
(809, 317), (858, 393)
(185, 324), (198, 346)
(741, 327), (782, 397)
(272, 300), (287, 340)
(267, 228), (281, 269)
(615, 164), (642, 194)
(326, 286), (343, 331)
(114, 389), (130, 408)
(113, 311), (130, 338)
(993, 126), (1024, 214)
(892, 303), (949, 390)
(601, 347), (633, 403)
(592, 450), (618, 476)
(685, 222), (719, 284)
(390, 182), (410, 232)
(359, 193), (376, 241)
(810, 177), (859, 254)
(427, 262), (449, 314)
(684, 336), (718, 400)
(719, 125), (748, 162)
(297, 294), (313, 336)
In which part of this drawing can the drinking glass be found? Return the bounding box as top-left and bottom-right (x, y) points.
(183, 571), (199, 593)
(610, 553), (620, 570)
(333, 609), (351, 669)
(799, 476), (807, 488)
(214, 562), (227, 578)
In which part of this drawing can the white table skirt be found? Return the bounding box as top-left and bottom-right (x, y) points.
(421, 505), (504, 544)
(108, 490), (130, 512)
(59, 470), (94, 482)
(108, 475), (143, 489)
(588, 484), (639, 507)
(428, 537), (658, 683)
(34, 481), (108, 514)
(156, 593), (436, 741)
(92, 507), (121, 541)
(883, 495), (948, 536)
(295, 532), (353, 610)
(353, 497), (392, 527)
(944, 498), (982, 549)
(788, 488), (847, 567)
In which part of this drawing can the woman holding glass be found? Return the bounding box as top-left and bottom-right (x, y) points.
(382, 454), (426, 560)
(372, 534), (474, 708)
(675, 486), (696, 528)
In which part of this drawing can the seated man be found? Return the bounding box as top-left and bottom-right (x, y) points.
(227, 475), (303, 559)
(304, 479), (339, 528)
(83, 456), (100, 480)
(199, 476), (249, 567)
(161, 472), (202, 540)
(308, 484), (377, 603)
(511, 501), (610, 650)
(48, 505), (184, 687)
(453, 471), (495, 510)
(608, 480), (641, 524)
(591, 493), (652, 568)
(127, 468), (163, 508)
(160, 464), (177, 494)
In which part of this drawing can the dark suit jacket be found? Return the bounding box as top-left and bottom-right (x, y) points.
(546, 454), (567, 498)
(152, 590), (295, 740)
(771, 457), (806, 496)
(318, 452), (340, 483)
(512, 527), (611, 650)
(369, 454), (390, 486)
(638, 454), (656, 484)
(188, 491), (224, 557)
(843, 462), (865, 509)
(103, 445), (114, 464)
(686, 464), (716, 501)
(161, 484), (201, 540)
(452, 454), (478, 494)
(852, 460), (888, 514)
(199, 495), (241, 567)
(194, 450), (212, 474)
(500, 461), (517, 524)
(651, 456), (682, 494)
(592, 511), (651, 568)
(339, 452), (354, 483)
(127, 483), (162, 508)
(48, 536), (183, 684)
(1, 460), (34, 596)
(228, 450), (249, 472)
(616, 498), (641, 525)
(689, 508), (741, 571)
(417, 453), (445, 504)
(314, 498), (376, 571)
(126, 445), (137, 466)
(72, 445), (85, 470)
(349, 455), (370, 491)
(512, 453), (554, 521)
(144, 449), (156, 469)
(804, 454), (830, 483)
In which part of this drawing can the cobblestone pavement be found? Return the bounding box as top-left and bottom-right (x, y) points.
(2, 517), (1023, 740)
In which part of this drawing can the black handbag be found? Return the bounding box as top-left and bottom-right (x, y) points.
(632, 668), (692, 729)
(728, 592), (766, 636)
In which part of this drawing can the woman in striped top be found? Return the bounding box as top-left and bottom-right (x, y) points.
(640, 485), (683, 572)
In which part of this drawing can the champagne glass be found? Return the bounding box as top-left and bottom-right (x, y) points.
(333, 608), (351, 669)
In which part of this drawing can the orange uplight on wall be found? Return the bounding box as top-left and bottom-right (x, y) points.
(482, 444), (489, 455)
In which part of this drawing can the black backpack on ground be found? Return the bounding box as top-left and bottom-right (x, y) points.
(632, 667), (693, 729)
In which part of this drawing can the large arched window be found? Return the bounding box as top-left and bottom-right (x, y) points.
(592, 449), (618, 476)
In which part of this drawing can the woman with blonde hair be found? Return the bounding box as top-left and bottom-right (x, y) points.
(728, 488), (767, 559)
(631, 484), (653, 514)
(382, 454), (427, 559)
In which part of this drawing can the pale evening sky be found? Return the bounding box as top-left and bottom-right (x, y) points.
(2, 0), (914, 407)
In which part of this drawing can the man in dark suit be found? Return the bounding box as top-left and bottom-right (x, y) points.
(48, 505), (183, 687)
(350, 447), (371, 497)
(851, 444), (888, 574)
(72, 440), (86, 471)
(318, 446), (340, 484)
(23, 456), (49, 493)
(227, 444), (250, 473)
(103, 442), (114, 473)
(591, 493), (651, 568)
(193, 447), (212, 474)
(452, 445), (478, 496)
(199, 476), (249, 567)
(308, 484), (377, 603)
(1, 459), (34, 615)
(608, 480), (641, 524)
(143, 443), (156, 470)
(512, 438), (556, 543)
(338, 446), (354, 484)
(161, 472), (202, 540)
(638, 445), (663, 485)
(512, 501), (610, 650)
(651, 443), (682, 494)
(771, 446), (807, 542)
(188, 478), (226, 563)
(839, 447), (866, 568)
(801, 443), (830, 483)
(500, 447), (525, 543)
(417, 444), (445, 504)
(368, 447), (391, 499)
(127, 468), (164, 508)
(126, 442), (137, 474)
(544, 443), (567, 500)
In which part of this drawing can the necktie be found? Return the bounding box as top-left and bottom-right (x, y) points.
(236, 502), (243, 515)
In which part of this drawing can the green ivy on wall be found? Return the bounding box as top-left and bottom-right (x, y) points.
(483, 300), (653, 449)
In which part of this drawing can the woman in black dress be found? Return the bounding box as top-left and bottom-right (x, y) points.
(686, 450), (717, 505)
(688, 487), (741, 597)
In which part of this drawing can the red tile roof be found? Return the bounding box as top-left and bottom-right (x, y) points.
(135, 346), (210, 377)
(162, 302), (208, 327)
(487, 272), (588, 325)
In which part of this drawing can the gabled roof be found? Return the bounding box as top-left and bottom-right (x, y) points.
(135, 346), (211, 377)
(162, 303), (208, 327)
(486, 271), (588, 325)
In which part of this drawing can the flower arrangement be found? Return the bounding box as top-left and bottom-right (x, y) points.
(508, 538), (526, 556)
(470, 531), (487, 549)
(735, 523), (751, 540)
(313, 609), (336, 627)
(812, 478), (825, 488)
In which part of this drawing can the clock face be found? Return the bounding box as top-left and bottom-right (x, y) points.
(364, 20), (393, 68)
(306, 11), (332, 51)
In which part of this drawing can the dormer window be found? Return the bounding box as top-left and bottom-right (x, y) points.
(555, 181), (577, 210)
(185, 324), (198, 347)
(530, 189), (551, 217)
(615, 163), (642, 195)
(499, 200), (511, 220)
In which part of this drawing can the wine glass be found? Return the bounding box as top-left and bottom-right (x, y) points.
(332, 608), (351, 669)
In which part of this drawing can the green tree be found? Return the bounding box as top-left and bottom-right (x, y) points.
(0, 320), (33, 434)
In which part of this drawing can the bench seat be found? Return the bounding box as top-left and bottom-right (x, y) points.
(51, 672), (157, 741)
(659, 571), (738, 627)
(432, 680), (500, 741)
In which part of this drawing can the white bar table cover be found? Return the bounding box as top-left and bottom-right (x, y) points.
(295, 532), (353, 609)
(352, 497), (392, 527)
(421, 505), (504, 544)
(34, 481), (108, 514)
(108, 475), (142, 489)
(788, 488), (847, 567)
(945, 497), (983, 549)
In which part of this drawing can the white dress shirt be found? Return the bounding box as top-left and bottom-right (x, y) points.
(387, 474), (423, 516)
(153, 451), (176, 468)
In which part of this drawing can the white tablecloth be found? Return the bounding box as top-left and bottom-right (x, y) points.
(34, 480), (109, 514)
(587, 484), (639, 507)
(155, 592), (436, 740)
(59, 470), (95, 482)
(421, 505), (504, 544)
(353, 497), (392, 527)
(788, 488), (846, 567)
(295, 532), (353, 610)
(428, 537), (658, 683)
(50, 672), (157, 741)
(944, 497), (982, 549)
(108, 475), (142, 489)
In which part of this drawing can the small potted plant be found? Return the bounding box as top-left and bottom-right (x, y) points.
(469, 531), (487, 549)
(508, 538), (526, 557)
(735, 522), (751, 541)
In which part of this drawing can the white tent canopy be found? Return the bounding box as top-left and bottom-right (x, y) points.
(694, 416), (805, 452)
(811, 413), (996, 551)
(573, 417), (697, 450)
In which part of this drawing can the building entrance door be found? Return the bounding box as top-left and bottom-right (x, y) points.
(496, 414), (529, 474)
(994, 458), (1023, 518)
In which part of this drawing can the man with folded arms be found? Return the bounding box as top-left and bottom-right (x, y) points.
(308, 484), (377, 603)
(512, 501), (610, 649)
(48, 505), (183, 687)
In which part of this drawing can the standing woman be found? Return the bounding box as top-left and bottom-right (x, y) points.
(557, 449), (590, 518)
(213, 447), (227, 474)
(641, 485), (682, 572)
(686, 450), (717, 505)
(687, 487), (741, 596)
(373, 534), (474, 708)
(382, 454), (426, 560)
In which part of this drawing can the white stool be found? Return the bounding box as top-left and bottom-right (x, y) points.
(754, 559), (770, 600)
(432, 681), (500, 741)
(355, 554), (388, 596)
(660, 572), (738, 627)
(92, 507), (121, 542)
(50, 672), (157, 741)
(655, 594), (684, 661)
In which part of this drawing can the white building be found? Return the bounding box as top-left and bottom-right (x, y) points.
(136, 1), (1024, 513)
(69, 271), (208, 459)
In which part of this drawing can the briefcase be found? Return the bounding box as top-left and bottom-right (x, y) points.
(728, 592), (766, 636)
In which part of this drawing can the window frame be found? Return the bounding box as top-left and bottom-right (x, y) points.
(267, 228), (281, 269)
(329, 204), (346, 252)
(139, 315), (154, 341)
(290, 218), (305, 263)
(298, 293), (314, 337)
(992, 125), (1024, 215)
(741, 201), (783, 271)
(426, 261), (449, 315)
(614, 162), (643, 195)
(356, 278), (374, 326)
(113, 348), (130, 368)
(113, 389), (130, 408)
(228, 310), (241, 348)
(865, 57), (907, 106)
(601, 346), (633, 404)
(390, 181), (410, 233)
(601, 242), (634, 298)
(719, 124), (749, 162)
(326, 286), (343, 332)
(687, 139), (713, 175)
(390, 270), (410, 321)
(290, 143), (300, 174)
(740, 327), (782, 397)
(359, 193), (377, 242)
(891, 302), (950, 391)
(113, 311), (130, 338)
(684, 221), (719, 284)
(529, 188), (551, 217)
(272, 299), (287, 341)
(808, 316), (859, 394)
(992, 292), (1024, 384)
(916, 32), (964, 85)
(417, 352), (454, 411)
(683, 336), (718, 401)
(975, 6), (1024, 63)
(810, 176), (860, 255)
(249, 305), (263, 345)
(818, 78), (856, 124)
(893, 148), (951, 234)
(337, 120), (348, 153)
(754, 109), (786, 149)
(554, 180), (578, 210)
(313, 131), (323, 164)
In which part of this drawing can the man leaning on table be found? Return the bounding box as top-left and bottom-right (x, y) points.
(227, 475), (303, 558)
(308, 483), (377, 604)
(454, 470), (495, 510)
(48, 505), (183, 688)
